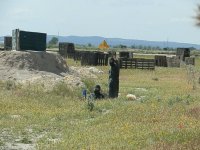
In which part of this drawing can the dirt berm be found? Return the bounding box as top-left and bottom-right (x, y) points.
(0, 51), (101, 88)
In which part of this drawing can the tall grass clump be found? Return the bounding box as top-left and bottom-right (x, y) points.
(52, 81), (80, 98)
(185, 64), (197, 90)
(82, 78), (96, 93)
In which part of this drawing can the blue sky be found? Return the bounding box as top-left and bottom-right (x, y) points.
(1, 0), (200, 44)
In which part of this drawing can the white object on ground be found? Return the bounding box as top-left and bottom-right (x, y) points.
(126, 94), (137, 100)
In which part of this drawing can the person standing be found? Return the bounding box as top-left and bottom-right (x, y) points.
(109, 57), (119, 98)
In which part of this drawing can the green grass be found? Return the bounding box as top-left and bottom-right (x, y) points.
(0, 57), (200, 149)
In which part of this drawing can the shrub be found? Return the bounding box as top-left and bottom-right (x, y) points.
(5, 80), (16, 90)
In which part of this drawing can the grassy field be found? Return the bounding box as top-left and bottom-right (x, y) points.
(0, 57), (200, 149)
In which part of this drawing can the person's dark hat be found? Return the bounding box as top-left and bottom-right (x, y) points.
(94, 85), (101, 91)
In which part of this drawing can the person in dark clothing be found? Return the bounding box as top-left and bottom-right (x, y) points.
(93, 85), (104, 99)
(109, 57), (120, 98)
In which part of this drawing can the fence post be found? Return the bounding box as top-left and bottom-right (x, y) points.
(125, 58), (127, 69)
(135, 59), (137, 69)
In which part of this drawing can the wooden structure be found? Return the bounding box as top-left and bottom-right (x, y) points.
(108, 51), (116, 58)
(73, 50), (84, 61)
(119, 58), (155, 70)
(81, 52), (98, 66)
(59, 42), (75, 58)
(176, 48), (190, 61)
(97, 52), (109, 66)
(185, 57), (195, 66)
(72, 50), (108, 66)
(4, 36), (12, 50)
(167, 56), (181, 68)
(155, 55), (167, 67)
(81, 51), (108, 66)
(119, 51), (133, 58)
(12, 29), (46, 51)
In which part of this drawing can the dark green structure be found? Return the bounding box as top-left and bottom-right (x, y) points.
(12, 29), (46, 51)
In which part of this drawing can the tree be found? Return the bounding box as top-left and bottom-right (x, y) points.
(48, 37), (58, 45)
(138, 45), (144, 50)
(88, 43), (92, 47)
(147, 46), (152, 50)
(155, 46), (161, 50)
(131, 45), (136, 49)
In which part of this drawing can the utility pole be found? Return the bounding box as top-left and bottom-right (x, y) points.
(57, 31), (59, 48)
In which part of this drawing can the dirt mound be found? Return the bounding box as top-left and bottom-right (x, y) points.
(0, 51), (68, 75)
(0, 51), (100, 89)
(70, 66), (103, 79)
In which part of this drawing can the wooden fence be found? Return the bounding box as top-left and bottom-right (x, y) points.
(176, 48), (190, 61)
(96, 52), (109, 66)
(155, 55), (167, 67)
(4, 36), (12, 50)
(70, 51), (108, 66)
(81, 51), (108, 66)
(119, 51), (133, 58)
(167, 56), (180, 68)
(185, 57), (195, 66)
(59, 42), (75, 58)
(119, 58), (155, 70)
